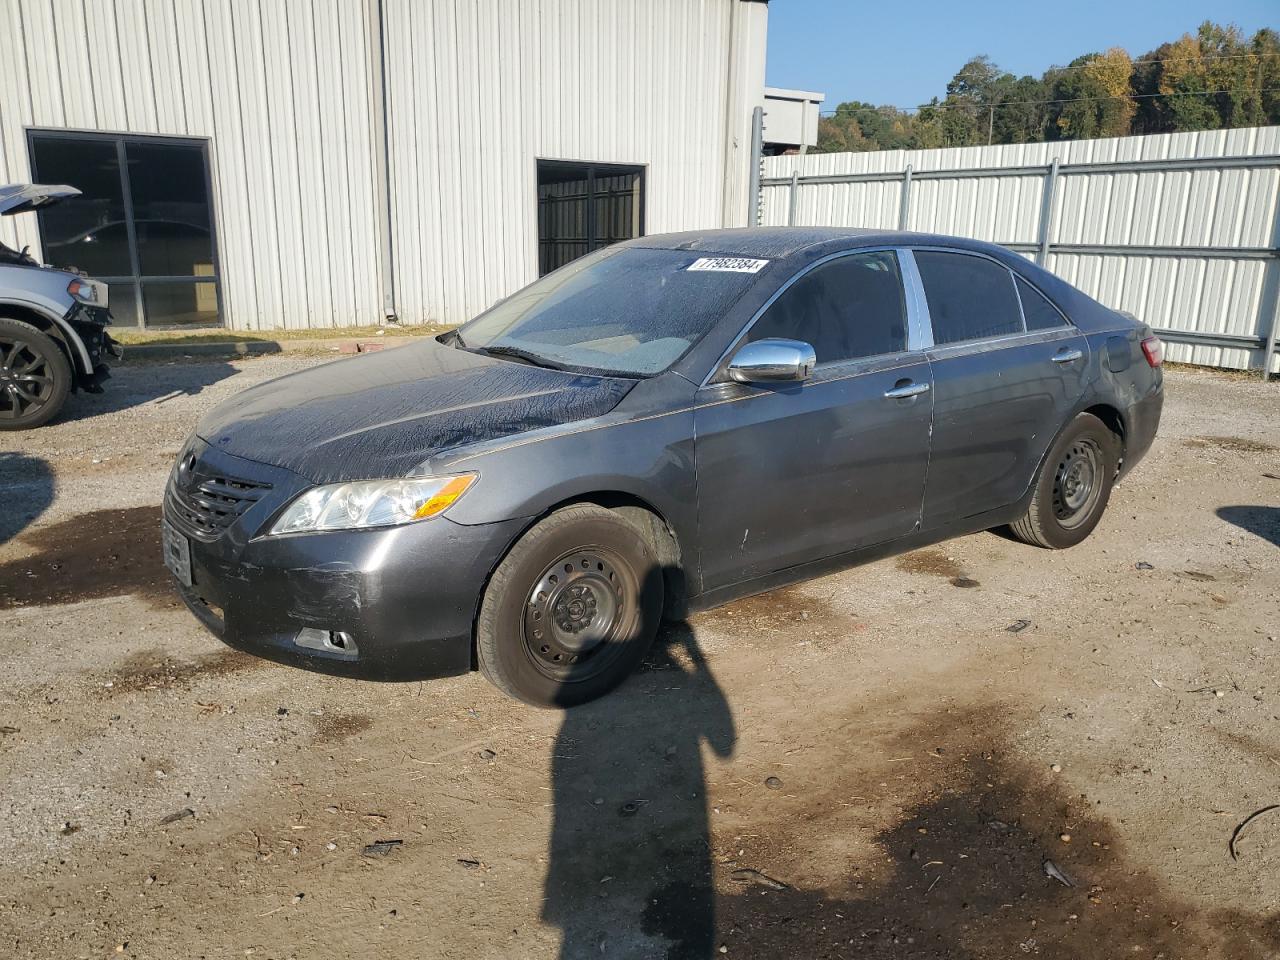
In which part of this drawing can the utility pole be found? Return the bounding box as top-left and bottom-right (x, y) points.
(987, 104), (995, 145)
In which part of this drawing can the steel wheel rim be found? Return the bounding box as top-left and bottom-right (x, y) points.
(1052, 438), (1102, 529)
(523, 548), (633, 682)
(0, 336), (56, 422)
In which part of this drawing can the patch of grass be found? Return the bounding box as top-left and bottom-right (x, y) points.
(112, 323), (455, 346)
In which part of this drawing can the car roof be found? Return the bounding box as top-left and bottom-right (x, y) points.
(629, 226), (1010, 261)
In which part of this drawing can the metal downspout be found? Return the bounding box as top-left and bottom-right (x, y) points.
(368, 0), (396, 322)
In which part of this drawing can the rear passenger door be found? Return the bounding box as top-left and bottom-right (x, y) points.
(693, 250), (934, 592)
(912, 249), (1088, 528)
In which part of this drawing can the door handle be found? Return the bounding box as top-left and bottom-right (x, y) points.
(884, 380), (931, 399)
(1052, 347), (1083, 363)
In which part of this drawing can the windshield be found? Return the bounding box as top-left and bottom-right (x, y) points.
(455, 246), (764, 376)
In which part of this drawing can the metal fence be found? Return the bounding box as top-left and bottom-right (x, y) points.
(758, 127), (1280, 378)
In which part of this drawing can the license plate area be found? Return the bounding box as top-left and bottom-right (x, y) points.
(161, 518), (193, 587)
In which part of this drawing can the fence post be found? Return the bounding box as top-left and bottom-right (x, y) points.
(897, 165), (913, 231)
(748, 105), (764, 227)
(1036, 158), (1060, 267)
(787, 170), (799, 226)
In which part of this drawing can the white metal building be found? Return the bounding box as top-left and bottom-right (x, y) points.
(0, 0), (769, 330)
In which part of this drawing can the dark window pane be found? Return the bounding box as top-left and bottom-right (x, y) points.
(537, 160), (643, 276)
(30, 137), (132, 276)
(1016, 276), (1068, 331)
(107, 282), (140, 328)
(916, 251), (1023, 345)
(749, 251), (907, 365)
(142, 281), (219, 327)
(126, 141), (215, 277)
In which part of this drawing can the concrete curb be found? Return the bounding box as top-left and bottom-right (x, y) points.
(119, 335), (433, 362)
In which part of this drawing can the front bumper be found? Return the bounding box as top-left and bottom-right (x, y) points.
(164, 440), (525, 681)
(66, 303), (120, 391)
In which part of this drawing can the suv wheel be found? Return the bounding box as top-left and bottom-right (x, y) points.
(0, 318), (72, 431)
(476, 504), (663, 707)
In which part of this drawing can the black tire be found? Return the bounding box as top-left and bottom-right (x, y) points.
(0, 317), (72, 431)
(1008, 412), (1119, 549)
(476, 504), (663, 708)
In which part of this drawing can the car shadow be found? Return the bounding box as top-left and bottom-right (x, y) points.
(0, 452), (54, 546)
(1216, 505), (1280, 547)
(543, 621), (736, 959)
(55, 357), (241, 424)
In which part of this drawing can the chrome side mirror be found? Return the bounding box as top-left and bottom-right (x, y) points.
(727, 338), (816, 384)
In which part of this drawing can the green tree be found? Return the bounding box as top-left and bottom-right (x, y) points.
(1256, 28), (1280, 124)
(1053, 49), (1137, 139)
(810, 21), (1279, 154)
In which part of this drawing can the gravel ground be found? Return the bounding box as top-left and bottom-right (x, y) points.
(0, 355), (1277, 960)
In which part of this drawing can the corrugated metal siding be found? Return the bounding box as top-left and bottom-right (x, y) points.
(0, 0), (383, 330)
(381, 0), (745, 326)
(762, 128), (1280, 372)
(2, 0), (764, 330)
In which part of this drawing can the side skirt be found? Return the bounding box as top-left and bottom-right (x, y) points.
(684, 497), (1030, 615)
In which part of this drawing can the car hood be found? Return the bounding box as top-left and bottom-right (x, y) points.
(196, 340), (636, 483)
(0, 183), (81, 216)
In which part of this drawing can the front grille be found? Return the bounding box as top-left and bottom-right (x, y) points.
(167, 468), (272, 542)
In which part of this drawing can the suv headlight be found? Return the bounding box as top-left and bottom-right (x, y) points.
(269, 474), (477, 535)
(67, 277), (108, 306)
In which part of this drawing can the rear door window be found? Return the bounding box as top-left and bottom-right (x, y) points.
(747, 251), (908, 365)
(1015, 276), (1069, 331)
(915, 251), (1024, 345)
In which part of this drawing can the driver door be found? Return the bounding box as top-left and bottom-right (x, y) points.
(692, 250), (934, 592)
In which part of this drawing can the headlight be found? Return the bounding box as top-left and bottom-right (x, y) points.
(67, 277), (108, 306)
(269, 474), (477, 535)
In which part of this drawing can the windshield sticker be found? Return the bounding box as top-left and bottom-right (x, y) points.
(686, 257), (770, 274)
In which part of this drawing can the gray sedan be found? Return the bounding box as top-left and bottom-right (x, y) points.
(165, 228), (1163, 707)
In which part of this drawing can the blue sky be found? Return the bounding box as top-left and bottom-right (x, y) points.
(766, 0), (1277, 111)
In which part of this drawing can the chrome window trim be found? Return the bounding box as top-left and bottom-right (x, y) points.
(925, 325), (1078, 361)
(699, 245), (914, 388)
(897, 249), (934, 352)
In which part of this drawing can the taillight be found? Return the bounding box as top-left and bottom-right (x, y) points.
(1140, 336), (1163, 368)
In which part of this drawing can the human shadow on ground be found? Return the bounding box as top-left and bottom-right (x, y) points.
(543, 622), (735, 959)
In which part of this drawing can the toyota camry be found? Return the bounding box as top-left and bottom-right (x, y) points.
(164, 228), (1163, 707)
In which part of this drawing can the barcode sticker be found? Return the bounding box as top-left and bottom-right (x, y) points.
(686, 257), (770, 274)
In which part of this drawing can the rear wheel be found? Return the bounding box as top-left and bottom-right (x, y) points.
(0, 318), (71, 431)
(1008, 413), (1119, 549)
(476, 504), (663, 707)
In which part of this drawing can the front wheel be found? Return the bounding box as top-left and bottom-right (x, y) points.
(1007, 413), (1119, 549)
(0, 318), (72, 431)
(476, 504), (663, 707)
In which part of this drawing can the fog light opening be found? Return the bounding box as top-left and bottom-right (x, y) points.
(294, 627), (359, 658)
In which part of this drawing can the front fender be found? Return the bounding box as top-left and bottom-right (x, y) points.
(431, 407), (700, 565)
(0, 294), (94, 375)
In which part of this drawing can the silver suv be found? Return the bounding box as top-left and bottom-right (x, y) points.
(0, 184), (120, 429)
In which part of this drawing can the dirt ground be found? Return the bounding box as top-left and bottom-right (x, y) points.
(0, 354), (1277, 960)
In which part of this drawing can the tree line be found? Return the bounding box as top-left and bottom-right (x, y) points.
(817, 21), (1280, 153)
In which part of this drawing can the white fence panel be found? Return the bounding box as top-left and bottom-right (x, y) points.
(761, 128), (1280, 375)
